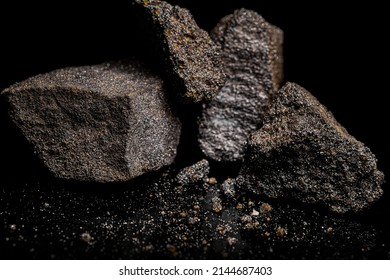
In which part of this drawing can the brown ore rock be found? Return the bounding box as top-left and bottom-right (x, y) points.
(2, 60), (181, 183)
(237, 82), (384, 213)
(134, 0), (225, 103)
(198, 9), (283, 162)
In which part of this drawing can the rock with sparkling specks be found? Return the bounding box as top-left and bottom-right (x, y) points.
(2, 60), (181, 183)
(237, 82), (384, 213)
(134, 0), (225, 103)
(198, 9), (283, 162)
(175, 159), (210, 185)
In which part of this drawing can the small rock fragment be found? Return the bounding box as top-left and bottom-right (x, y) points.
(166, 244), (178, 257)
(175, 159), (210, 185)
(207, 177), (218, 185)
(212, 197), (223, 213)
(251, 209), (260, 216)
(240, 215), (252, 224)
(81, 232), (93, 244)
(216, 225), (226, 235)
(226, 237), (238, 246)
(2, 60), (181, 183)
(275, 226), (286, 237)
(260, 203), (272, 213)
(199, 9), (283, 161)
(238, 82), (384, 213)
(326, 227), (334, 234)
(188, 217), (200, 225)
(134, 0), (225, 103)
(221, 178), (236, 197)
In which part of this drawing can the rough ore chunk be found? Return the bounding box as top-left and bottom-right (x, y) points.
(198, 9), (283, 162)
(237, 82), (384, 213)
(134, 0), (225, 103)
(2, 61), (181, 183)
(175, 159), (210, 185)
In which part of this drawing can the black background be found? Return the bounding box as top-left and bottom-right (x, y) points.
(0, 0), (389, 229)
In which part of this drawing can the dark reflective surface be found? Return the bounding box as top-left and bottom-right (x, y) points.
(0, 0), (388, 259)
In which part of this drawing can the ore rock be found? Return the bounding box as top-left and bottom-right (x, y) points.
(198, 9), (283, 162)
(2, 60), (181, 183)
(134, 0), (225, 103)
(175, 159), (210, 185)
(237, 82), (384, 213)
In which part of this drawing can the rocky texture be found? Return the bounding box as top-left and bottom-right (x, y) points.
(1, 60), (181, 183)
(1, 167), (388, 259)
(175, 159), (210, 185)
(198, 9), (283, 162)
(237, 82), (384, 213)
(134, 0), (225, 103)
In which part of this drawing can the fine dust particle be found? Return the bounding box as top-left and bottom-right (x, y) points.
(236, 203), (243, 209)
(326, 227), (334, 234)
(265, 217), (271, 223)
(81, 232), (93, 244)
(251, 209), (260, 216)
(264, 232), (271, 237)
(143, 245), (154, 252)
(10, 224), (17, 230)
(212, 203), (222, 213)
(43, 203), (50, 208)
(207, 177), (218, 185)
(179, 211), (187, 218)
(166, 244), (178, 257)
(216, 225), (226, 235)
(244, 223), (253, 229)
(226, 237), (238, 246)
(188, 217), (200, 224)
(260, 203), (272, 212)
(212, 197), (223, 213)
(240, 215), (252, 224)
(276, 226), (287, 237)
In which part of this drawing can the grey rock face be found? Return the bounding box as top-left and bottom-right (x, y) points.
(175, 159), (210, 185)
(237, 82), (384, 213)
(134, 0), (225, 103)
(2, 61), (181, 183)
(198, 9), (283, 162)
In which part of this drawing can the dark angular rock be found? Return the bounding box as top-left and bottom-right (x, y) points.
(175, 159), (210, 185)
(134, 0), (225, 103)
(2, 60), (181, 183)
(198, 9), (283, 162)
(237, 82), (384, 213)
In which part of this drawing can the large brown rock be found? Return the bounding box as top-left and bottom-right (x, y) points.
(2, 60), (181, 183)
(237, 82), (384, 213)
(134, 0), (225, 103)
(198, 9), (283, 162)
